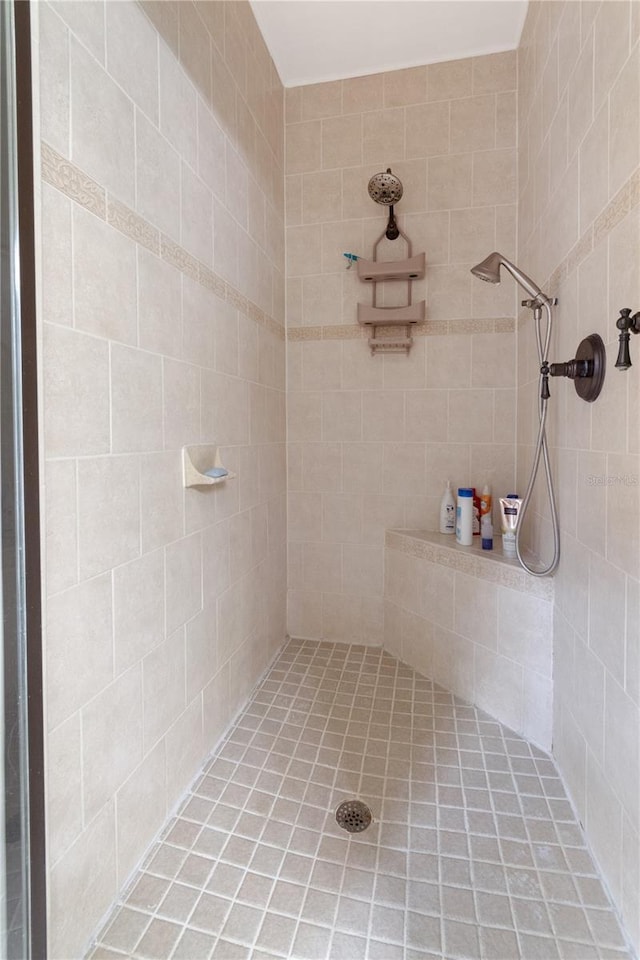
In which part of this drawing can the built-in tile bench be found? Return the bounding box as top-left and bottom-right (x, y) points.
(384, 530), (555, 749)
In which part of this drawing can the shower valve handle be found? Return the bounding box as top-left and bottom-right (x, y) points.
(549, 357), (592, 380)
(539, 362), (551, 399)
(544, 334), (606, 403)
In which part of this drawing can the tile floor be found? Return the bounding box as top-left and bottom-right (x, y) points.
(88, 639), (632, 960)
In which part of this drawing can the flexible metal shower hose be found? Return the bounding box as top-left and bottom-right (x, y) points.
(515, 299), (561, 577)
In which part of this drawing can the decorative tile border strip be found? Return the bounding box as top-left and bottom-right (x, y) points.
(287, 317), (516, 342)
(385, 529), (554, 601)
(40, 141), (285, 342)
(41, 142), (106, 219)
(107, 197), (160, 256)
(549, 165), (640, 294)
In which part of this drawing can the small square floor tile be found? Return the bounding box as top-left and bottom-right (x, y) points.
(101, 907), (150, 954)
(254, 912), (297, 955)
(134, 918), (182, 959)
(157, 883), (200, 924)
(170, 927), (214, 959)
(292, 922), (332, 959)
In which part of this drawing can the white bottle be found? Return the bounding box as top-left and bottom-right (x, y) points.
(456, 488), (474, 545)
(439, 480), (456, 534)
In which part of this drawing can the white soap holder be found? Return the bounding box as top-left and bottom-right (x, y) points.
(182, 445), (236, 488)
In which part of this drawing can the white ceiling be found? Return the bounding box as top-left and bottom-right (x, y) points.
(250, 1), (528, 88)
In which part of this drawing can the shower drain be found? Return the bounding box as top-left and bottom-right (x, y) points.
(335, 799), (372, 833)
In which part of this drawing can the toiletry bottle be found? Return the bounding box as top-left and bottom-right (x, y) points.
(499, 494), (520, 557)
(456, 488), (474, 545)
(481, 514), (493, 550)
(472, 488), (481, 536)
(480, 484), (492, 520)
(439, 481), (456, 534)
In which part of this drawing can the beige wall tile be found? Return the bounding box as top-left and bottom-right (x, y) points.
(159, 42), (197, 167)
(116, 740), (167, 885)
(342, 543), (384, 598)
(106, 2), (158, 123)
(49, 803), (117, 960)
(472, 149), (516, 206)
(165, 698), (204, 811)
(361, 109), (403, 166)
(472, 51), (517, 94)
(384, 65), (427, 107)
(138, 248), (183, 358)
(288, 589), (323, 639)
(579, 100), (609, 232)
(287, 224), (322, 277)
(178, 1), (211, 101)
(404, 390), (448, 443)
(568, 33), (594, 146)
(301, 80), (342, 120)
(165, 533), (202, 635)
(606, 454), (640, 580)
(114, 549), (165, 676)
(70, 37), (134, 204)
(428, 58), (473, 102)
(454, 572), (498, 649)
(450, 95), (495, 154)
(322, 392), (362, 441)
(475, 646), (523, 732)
(594, 0), (631, 111)
(323, 115), (363, 169)
(45, 459), (78, 597)
(609, 41), (640, 196)
(111, 344), (163, 453)
(142, 632), (186, 751)
(287, 121), (322, 174)
(302, 170), (342, 224)
(203, 662), (230, 752)
(73, 206), (137, 344)
(77, 456), (140, 579)
(47, 712), (83, 864)
(586, 754), (623, 905)
(46, 574), (114, 730)
(428, 153), (472, 210)
(39, 3), (70, 155)
(343, 73), (384, 115)
(136, 113), (180, 240)
(322, 493), (362, 544)
(342, 442), (383, 494)
(41, 183), (72, 327)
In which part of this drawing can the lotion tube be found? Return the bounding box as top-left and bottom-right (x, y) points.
(499, 495), (521, 557)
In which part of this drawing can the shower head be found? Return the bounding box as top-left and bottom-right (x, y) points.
(368, 169), (403, 205)
(471, 251), (548, 302)
(368, 168), (403, 240)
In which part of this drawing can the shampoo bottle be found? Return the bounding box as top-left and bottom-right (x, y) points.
(439, 481), (456, 534)
(456, 488), (474, 545)
(472, 488), (481, 536)
(480, 484), (492, 520)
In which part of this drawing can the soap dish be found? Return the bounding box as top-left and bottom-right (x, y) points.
(182, 445), (236, 488)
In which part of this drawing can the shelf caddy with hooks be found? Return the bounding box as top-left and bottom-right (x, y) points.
(356, 168), (426, 355)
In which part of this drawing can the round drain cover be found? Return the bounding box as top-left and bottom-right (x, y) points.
(335, 799), (372, 833)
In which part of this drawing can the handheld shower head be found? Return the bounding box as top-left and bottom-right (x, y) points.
(471, 251), (547, 302)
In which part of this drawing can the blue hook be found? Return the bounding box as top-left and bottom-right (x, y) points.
(343, 252), (361, 270)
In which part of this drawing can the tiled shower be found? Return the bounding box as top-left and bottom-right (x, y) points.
(36, 1), (638, 958)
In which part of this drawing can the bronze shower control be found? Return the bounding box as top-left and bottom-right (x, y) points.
(541, 333), (606, 402)
(615, 307), (640, 370)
